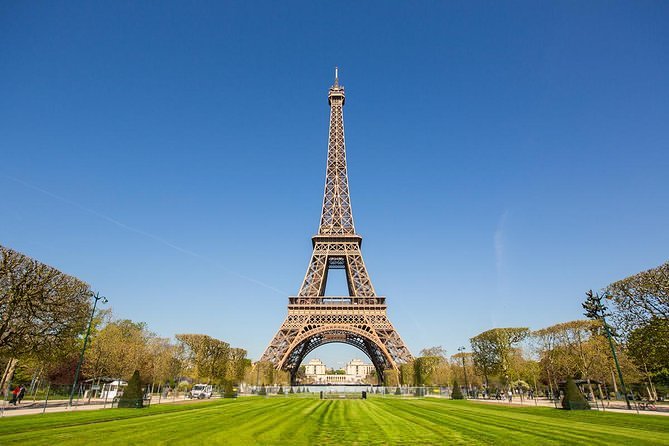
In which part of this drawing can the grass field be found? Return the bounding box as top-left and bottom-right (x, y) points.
(1, 396), (667, 445)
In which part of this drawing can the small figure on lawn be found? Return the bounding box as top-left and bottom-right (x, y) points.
(17, 385), (26, 404)
(9, 385), (20, 405)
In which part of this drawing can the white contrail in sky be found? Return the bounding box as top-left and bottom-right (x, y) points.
(6, 175), (287, 295)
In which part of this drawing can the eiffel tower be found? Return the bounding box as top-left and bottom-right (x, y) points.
(261, 70), (413, 383)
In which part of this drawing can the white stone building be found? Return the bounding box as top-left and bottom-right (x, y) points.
(345, 359), (375, 379)
(304, 358), (375, 384)
(304, 358), (327, 377)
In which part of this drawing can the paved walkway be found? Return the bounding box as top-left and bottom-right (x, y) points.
(2, 394), (667, 418)
(0, 394), (195, 418)
(470, 397), (669, 416)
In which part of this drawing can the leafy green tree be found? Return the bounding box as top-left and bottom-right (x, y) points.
(470, 327), (529, 389)
(606, 261), (669, 334)
(627, 317), (669, 397)
(1, 245), (91, 391)
(413, 356), (443, 386)
(399, 362), (415, 386)
(86, 319), (153, 383)
(176, 334), (230, 384)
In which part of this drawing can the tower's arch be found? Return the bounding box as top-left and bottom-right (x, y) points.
(279, 325), (395, 382)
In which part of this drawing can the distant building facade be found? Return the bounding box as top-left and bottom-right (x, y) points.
(345, 359), (375, 379)
(304, 358), (327, 377)
(304, 358), (374, 384)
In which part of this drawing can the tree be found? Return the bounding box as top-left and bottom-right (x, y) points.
(450, 352), (476, 392)
(413, 356), (443, 386)
(470, 327), (529, 389)
(626, 317), (669, 398)
(227, 348), (251, 385)
(606, 261), (669, 334)
(398, 362), (415, 386)
(470, 333), (497, 390)
(420, 346), (447, 358)
(536, 320), (608, 397)
(85, 319), (153, 383)
(176, 334), (230, 384)
(1, 246), (91, 391)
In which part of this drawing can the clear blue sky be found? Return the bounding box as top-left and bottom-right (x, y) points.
(2, 1), (668, 369)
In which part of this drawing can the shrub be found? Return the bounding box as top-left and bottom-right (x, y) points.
(258, 385), (267, 396)
(395, 387), (402, 395)
(289, 386), (294, 394)
(561, 378), (590, 410)
(277, 386), (284, 395)
(223, 381), (237, 398)
(451, 380), (464, 400)
(118, 370), (144, 408)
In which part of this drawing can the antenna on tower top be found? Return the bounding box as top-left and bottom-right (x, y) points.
(334, 66), (339, 87)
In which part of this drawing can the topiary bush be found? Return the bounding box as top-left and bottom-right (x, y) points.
(395, 386), (402, 395)
(223, 381), (237, 398)
(561, 378), (590, 410)
(118, 370), (144, 408)
(277, 386), (284, 395)
(258, 385), (267, 396)
(289, 386), (294, 394)
(451, 380), (464, 400)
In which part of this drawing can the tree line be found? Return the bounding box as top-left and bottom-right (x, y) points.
(399, 261), (668, 400)
(1, 245), (251, 395)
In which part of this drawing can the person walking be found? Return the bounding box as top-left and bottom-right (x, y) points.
(17, 385), (26, 404)
(9, 385), (20, 405)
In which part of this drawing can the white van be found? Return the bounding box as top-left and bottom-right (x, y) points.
(190, 384), (213, 399)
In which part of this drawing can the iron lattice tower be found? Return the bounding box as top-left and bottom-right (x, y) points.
(260, 71), (413, 383)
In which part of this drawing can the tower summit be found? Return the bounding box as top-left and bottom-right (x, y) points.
(261, 71), (412, 383)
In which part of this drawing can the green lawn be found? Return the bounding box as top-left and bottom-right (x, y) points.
(1, 396), (667, 445)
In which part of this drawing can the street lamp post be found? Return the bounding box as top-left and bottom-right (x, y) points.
(69, 292), (108, 407)
(458, 346), (469, 398)
(583, 290), (631, 410)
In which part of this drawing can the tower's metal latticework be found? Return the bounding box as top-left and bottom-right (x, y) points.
(261, 72), (413, 383)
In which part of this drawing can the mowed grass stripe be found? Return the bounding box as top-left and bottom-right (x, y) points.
(423, 399), (668, 445)
(1, 397), (667, 445)
(450, 400), (668, 445)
